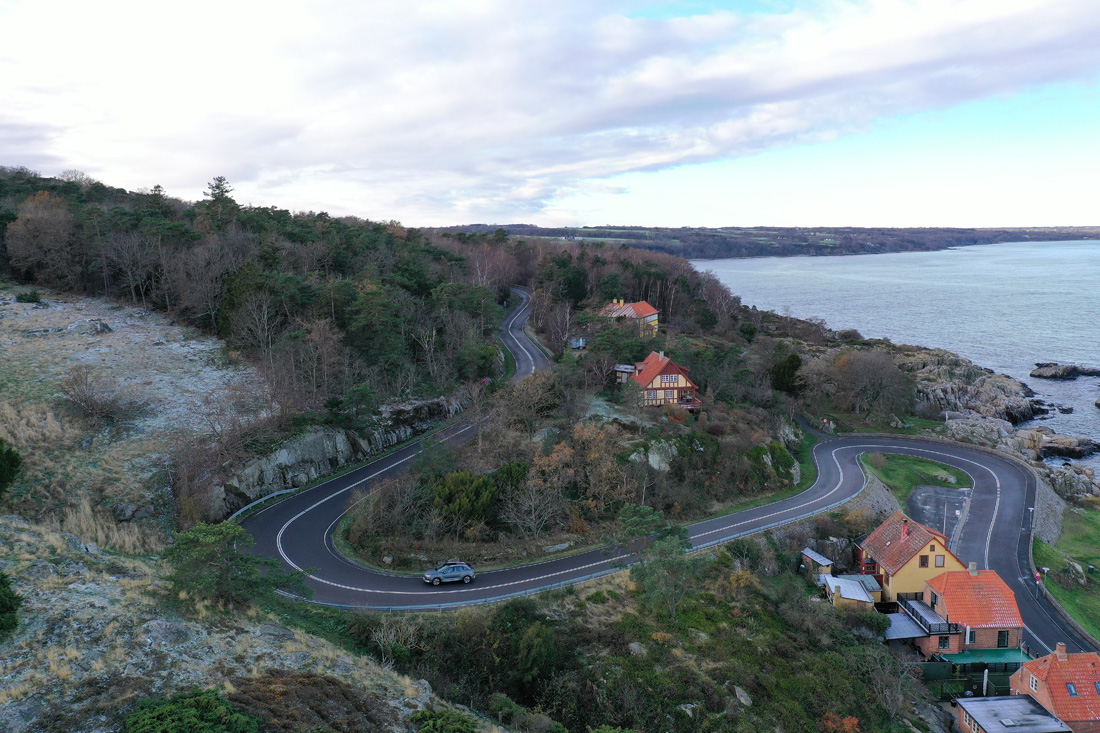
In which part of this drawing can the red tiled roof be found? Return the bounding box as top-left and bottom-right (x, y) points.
(926, 570), (1023, 628)
(599, 300), (658, 319)
(631, 352), (697, 391)
(859, 511), (950, 575)
(1023, 650), (1100, 722)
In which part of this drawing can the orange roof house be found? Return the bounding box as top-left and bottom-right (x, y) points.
(1011, 643), (1100, 733)
(599, 299), (659, 337)
(625, 351), (699, 411)
(856, 511), (966, 601)
(911, 565), (1024, 657)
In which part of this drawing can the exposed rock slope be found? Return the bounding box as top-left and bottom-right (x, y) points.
(0, 515), (467, 732)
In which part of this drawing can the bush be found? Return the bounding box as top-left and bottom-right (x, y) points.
(14, 290), (41, 303)
(410, 708), (479, 733)
(0, 438), (22, 502)
(163, 522), (311, 607)
(0, 571), (23, 636)
(125, 689), (261, 732)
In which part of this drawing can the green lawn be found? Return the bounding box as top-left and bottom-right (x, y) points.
(1034, 503), (1100, 642)
(861, 453), (971, 504)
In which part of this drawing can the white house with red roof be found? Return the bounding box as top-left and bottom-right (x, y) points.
(622, 351), (699, 410)
(1011, 643), (1100, 733)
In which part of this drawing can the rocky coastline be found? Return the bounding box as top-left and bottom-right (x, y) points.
(894, 347), (1100, 524)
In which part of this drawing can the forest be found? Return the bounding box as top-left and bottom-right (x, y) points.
(439, 222), (1100, 259)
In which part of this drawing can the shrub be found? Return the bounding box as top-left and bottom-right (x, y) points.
(410, 708), (479, 733)
(0, 438), (22, 502)
(15, 290), (41, 303)
(163, 522), (311, 607)
(0, 571), (23, 636)
(124, 689), (261, 732)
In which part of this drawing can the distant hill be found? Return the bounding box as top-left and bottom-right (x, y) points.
(431, 224), (1100, 259)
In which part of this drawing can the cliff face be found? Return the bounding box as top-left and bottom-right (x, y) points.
(208, 395), (465, 520)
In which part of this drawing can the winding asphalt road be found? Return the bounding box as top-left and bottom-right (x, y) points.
(242, 289), (1096, 655)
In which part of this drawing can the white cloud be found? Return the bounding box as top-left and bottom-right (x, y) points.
(1, 0), (1099, 224)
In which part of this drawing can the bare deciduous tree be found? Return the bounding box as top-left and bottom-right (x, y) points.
(102, 232), (156, 306)
(6, 191), (79, 288)
(834, 350), (915, 417)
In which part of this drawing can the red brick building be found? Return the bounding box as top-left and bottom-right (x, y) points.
(1010, 643), (1100, 733)
(912, 565), (1024, 657)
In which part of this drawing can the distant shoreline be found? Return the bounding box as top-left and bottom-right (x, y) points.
(431, 224), (1100, 260)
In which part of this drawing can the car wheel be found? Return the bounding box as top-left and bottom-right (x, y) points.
(463, 575), (472, 584)
(432, 578), (441, 586)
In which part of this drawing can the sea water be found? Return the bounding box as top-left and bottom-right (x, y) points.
(705, 240), (1100, 459)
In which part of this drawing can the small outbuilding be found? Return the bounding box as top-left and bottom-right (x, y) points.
(820, 575), (874, 611)
(801, 547), (833, 574)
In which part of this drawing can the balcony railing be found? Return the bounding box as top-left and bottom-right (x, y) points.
(900, 598), (962, 636)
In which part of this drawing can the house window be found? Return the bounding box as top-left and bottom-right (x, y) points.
(997, 630), (1009, 648)
(646, 390), (657, 401)
(936, 555), (945, 567)
(1030, 674), (1038, 692)
(939, 635), (950, 650)
(919, 555), (929, 568)
(1068, 683), (1079, 697)
(930, 544), (936, 551)
(930, 592), (939, 609)
(967, 628), (976, 645)
(963, 711), (971, 728)
(664, 390), (675, 400)
(661, 374), (676, 384)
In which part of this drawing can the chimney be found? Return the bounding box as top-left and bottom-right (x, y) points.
(1056, 642), (1068, 661)
(901, 518), (909, 539)
(969, 562), (978, 576)
(659, 350), (665, 360)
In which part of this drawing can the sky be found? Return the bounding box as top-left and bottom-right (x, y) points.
(2, 0), (1099, 228)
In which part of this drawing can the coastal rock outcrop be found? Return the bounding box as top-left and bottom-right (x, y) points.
(208, 394), (466, 520)
(1030, 362), (1100, 380)
(896, 349), (1040, 424)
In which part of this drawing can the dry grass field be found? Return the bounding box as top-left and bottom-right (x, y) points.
(0, 283), (267, 549)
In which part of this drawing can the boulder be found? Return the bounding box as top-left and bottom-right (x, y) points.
(112, 502), (138, 522)
(1039, 434), (1100, 460)
(139, 620), (197, 649)
(1030, 362), (1100, 380)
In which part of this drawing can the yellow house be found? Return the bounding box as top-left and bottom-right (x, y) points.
(856, 511), (967, 602)
(599, 299), (659, 337)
